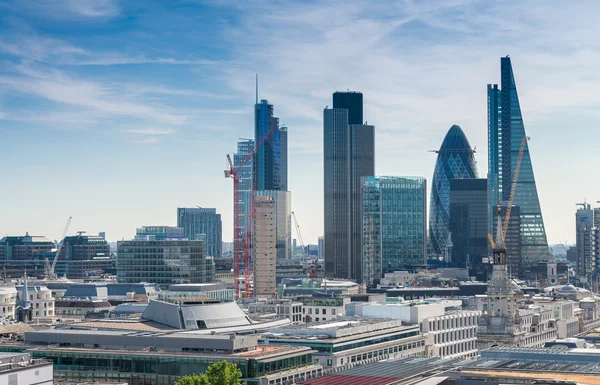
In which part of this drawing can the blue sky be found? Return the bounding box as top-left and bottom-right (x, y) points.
(1, 0), (599, 245)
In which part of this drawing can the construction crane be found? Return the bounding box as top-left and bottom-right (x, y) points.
(45, 216), (72, 280)
(225, 125), (278, 299)
(501, 136), (529, 243)
(291, 212), (316, 277)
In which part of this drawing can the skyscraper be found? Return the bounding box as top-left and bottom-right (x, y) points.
(234, 139), (254, 255)
(253, 196), (277, 296)
(429, 125), (478, 259)
(177, 208), (223, 257)
(254, 100), (287, 191)
(324, 91), (374, 282)
(333, 91), (363, 125)
(488, 56), (549, 262)
(576, 204), (595, 277)
(254, 190), (292, 261)
(362, 176), (427, 286)
(449, 178), (488, 279)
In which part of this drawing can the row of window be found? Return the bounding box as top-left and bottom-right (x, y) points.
(344, 339), (425, 365)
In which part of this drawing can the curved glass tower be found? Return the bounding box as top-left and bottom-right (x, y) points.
(429, 125), (479, 258)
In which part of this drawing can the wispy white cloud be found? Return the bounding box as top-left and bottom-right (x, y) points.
(126, 127), (177, 135)
(0, 31), (216, 66)
(16, 0), (120, 19)
(0, 61), (186, 125)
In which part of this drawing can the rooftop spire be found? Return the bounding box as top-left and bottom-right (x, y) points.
(495, 213), (505, 250)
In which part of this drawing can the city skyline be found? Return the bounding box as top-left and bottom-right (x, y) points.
(2, 1), (600, 246)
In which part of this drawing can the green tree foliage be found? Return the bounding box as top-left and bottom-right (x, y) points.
(175, 361), (243, 385)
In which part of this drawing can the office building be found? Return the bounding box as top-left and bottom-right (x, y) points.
(362, 176), (427, 286)
(332, 91), (363, 124)
(497, 204), (522, 278)
(135, 225), (184, 240)
(324, 91), (375, 282)
(347, 299), (479, 359)
(177, 208), (223, 257)
(254, 100), (287, 191)
(234, 139), (254, 259)
(449, 178), (488, 279)
(576, 203), (595, 277)
(488, 56), (549, 262)
(318, 236), (324, 259)
(262, 318), (424, 368)
(57, 232), (112, 279)
(429, 125), (478, 260)
(0, 234), (54, 277)
(0, 352), (53, 385)
(8, 300), (321, 385)
(117, 230), (215, 289)
(254, 190), (292, 261)
(253, 196), (277, 296)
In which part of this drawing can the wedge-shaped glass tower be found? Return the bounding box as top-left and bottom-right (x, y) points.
(488, 56), (549, 263)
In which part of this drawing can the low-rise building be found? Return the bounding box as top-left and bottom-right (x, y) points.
(262, 318), (424, 368)
(159, 283), (234, 303)
(347, 299), (478, 359)
(0, 352), (53, 385)
(54, 298), (113, 319)
(16, 282), (54, 321)
(299, 296), (349, 323)
(247, 299), (303, 324)
(0, 286), (17, 319)
(534, 298), (579, 338)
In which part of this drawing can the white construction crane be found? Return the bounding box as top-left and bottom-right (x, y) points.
(45, 216), (72, 280)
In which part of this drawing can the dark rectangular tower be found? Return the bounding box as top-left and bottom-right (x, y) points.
(449, 178), (488, 280)
(324, 91), (374, 282)
(333, 91), (363, 125)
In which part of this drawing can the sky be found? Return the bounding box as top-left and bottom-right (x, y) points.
(1, 0), (600, 245)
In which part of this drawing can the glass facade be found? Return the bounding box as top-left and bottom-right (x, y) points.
(488, 56), (549, 263)
(362, 176), (427, 286)
(449, 178), (489, 279)
(324, 92), (374, 282)
(0, 347), (313, 385)
(429, 125), (478, 258)
(117, 239), (215, 289)
(177, 208), (222, 257)
(254, 100), (287, 191)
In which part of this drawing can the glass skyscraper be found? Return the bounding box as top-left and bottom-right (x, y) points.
(234, 139), (254, 254)
(324, 91), (374, 282)
(449, 178), (488, 280)
(177, 208), (222, 257)
(429, 125), (478, 258)
(362, 176), (427, 286)
(488, 56), (549, 263)
(254, 100), (287, 191)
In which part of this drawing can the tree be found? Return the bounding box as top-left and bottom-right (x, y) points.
(175, 361), (243, 385)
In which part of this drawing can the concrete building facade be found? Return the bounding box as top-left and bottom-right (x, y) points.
(253, 196), (277, 296)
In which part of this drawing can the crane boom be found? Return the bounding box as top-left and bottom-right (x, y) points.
(46, 216), (72, 280)
(225, 123), (279, 299)
(502, 136), (529, 242)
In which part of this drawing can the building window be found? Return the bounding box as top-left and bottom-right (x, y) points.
(322, 309), (327, 314)
(332, 309), (336, 315)
(315, 309), (319, 314)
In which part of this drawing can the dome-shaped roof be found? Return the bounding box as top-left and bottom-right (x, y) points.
(429, 125), (479, 256)
(561, 284), (576, 291)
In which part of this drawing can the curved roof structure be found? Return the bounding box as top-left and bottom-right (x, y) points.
(429, 125), (478, 256)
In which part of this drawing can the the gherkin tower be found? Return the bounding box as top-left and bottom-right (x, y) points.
(430, 125), (479, 257)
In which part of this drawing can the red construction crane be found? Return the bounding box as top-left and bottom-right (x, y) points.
(225, 124), (278, 299)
